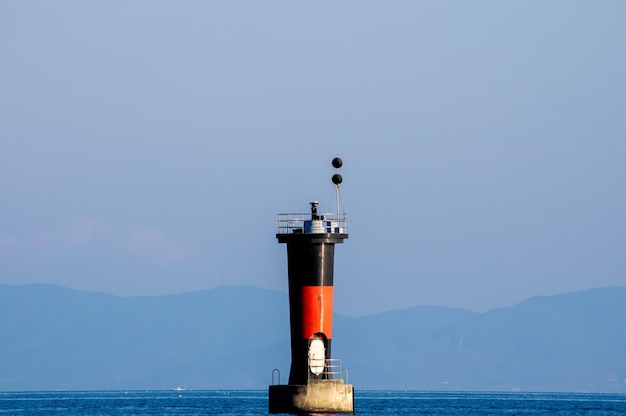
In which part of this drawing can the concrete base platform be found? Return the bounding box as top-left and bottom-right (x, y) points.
(269, 380), (354, 414)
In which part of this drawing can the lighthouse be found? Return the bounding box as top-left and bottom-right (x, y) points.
(268, 157), (354, 414)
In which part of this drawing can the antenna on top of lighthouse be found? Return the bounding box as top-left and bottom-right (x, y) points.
(331, 156), (345, 220)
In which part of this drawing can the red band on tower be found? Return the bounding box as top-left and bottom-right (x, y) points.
(301, 286), (334, 339)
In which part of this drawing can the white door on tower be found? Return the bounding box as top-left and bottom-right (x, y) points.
(308, 339), (325, 376)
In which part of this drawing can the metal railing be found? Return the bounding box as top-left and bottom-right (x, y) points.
(270, 359), (350, 385)
(277, 213), (347, 235)
(308, 358), (348, 383)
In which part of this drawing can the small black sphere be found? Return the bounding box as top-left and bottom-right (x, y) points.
(332, 157), (343, 169)
(332, 173), (343, 185)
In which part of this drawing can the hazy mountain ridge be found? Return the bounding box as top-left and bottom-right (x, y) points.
(0, 284), (291, 390)
(0, 284), (624, 392)
(335, 287), (626, 391)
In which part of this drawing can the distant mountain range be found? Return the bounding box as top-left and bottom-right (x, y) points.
(1, 284), (625, 392)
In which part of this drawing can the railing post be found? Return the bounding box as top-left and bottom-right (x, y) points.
(272, 369), (281, 385)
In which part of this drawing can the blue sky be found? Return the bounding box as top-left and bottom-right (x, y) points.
(1, 2), (625, 315)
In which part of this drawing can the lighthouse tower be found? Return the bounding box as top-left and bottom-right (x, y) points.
(268, 157), (354, 414)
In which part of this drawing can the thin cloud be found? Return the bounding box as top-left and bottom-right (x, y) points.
(61, 217), (112, 245)
(0, 236), (18, 250)
(126, 226), (191, 261)
(2, 218), (113, 252)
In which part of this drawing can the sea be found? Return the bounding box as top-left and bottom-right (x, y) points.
(1, 390), (626, 415)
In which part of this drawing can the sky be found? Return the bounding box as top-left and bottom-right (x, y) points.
(1, 1), (625, 316)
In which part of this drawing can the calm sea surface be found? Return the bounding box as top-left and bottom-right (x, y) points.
(1, 390), (625, 415)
